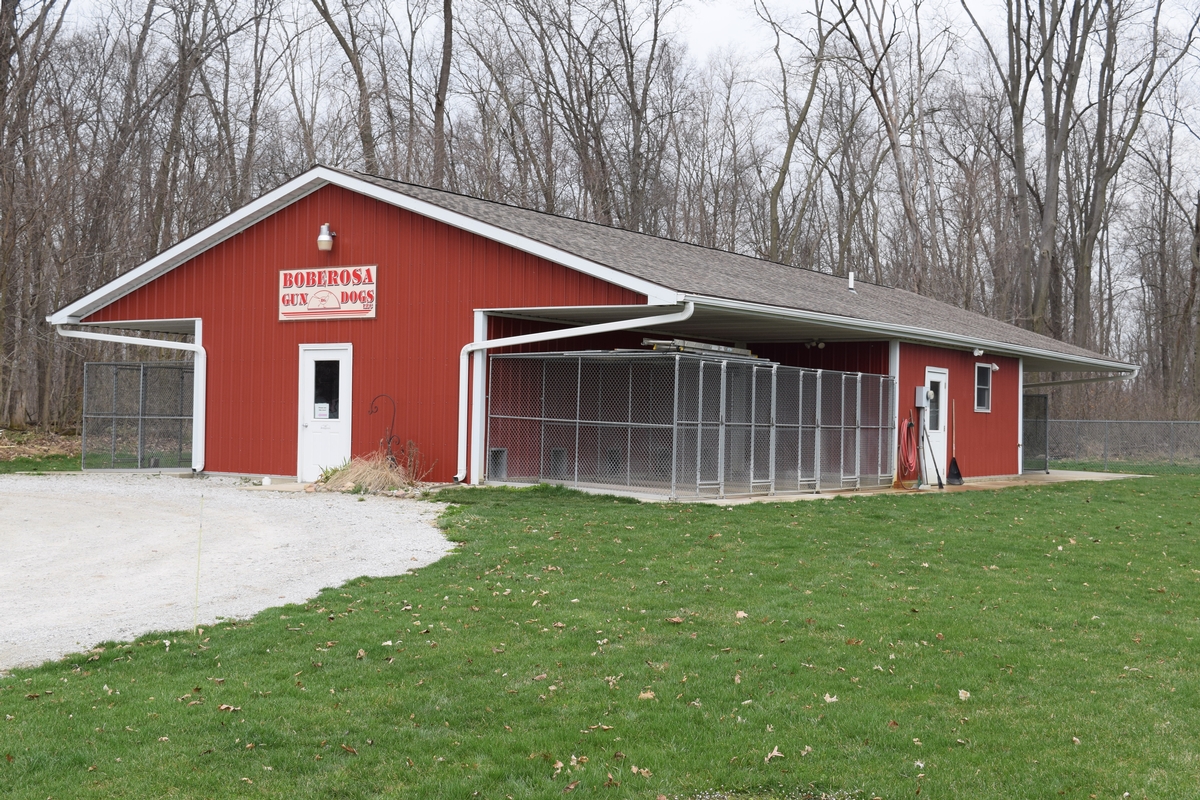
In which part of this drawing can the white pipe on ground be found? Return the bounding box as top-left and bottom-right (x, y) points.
(55, 323), (207, 472)
(454, 302), (695, 483)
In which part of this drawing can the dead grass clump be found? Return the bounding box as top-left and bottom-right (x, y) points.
(0, 428), (82, 461)
(315, 449), (429, 495)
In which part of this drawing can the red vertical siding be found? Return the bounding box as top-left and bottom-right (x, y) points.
(84, 185), (644, 480)
(898, 343), (1020, 478)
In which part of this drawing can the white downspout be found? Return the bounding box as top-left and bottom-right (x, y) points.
(1017, 357), (1023, 475)
(454, 302), (695, 483)
(55, 322), (207, 472)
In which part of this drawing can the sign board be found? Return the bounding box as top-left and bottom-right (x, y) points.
(279, 266), (377, 321)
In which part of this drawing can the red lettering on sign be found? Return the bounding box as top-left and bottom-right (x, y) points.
(282, 273), (293, 289)
(351, 268), (362, 284)
(305, 271), (317, 287)
(363, 267), (374, 283)
(340, 269), (351, 285)
(366, 290), (375, 303)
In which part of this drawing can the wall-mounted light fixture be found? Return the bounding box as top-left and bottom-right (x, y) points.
(990, 363), (1000, 372)
(973, 348), (984, 357)
(317, 222), (336, 251)
(804, 339), (826, 349)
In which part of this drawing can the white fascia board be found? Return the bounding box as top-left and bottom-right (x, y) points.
(48, 175), (330, 325)
(685, 294), (1136, 374)
(327, 170), (680, 305)
(49, 167), (680, 325)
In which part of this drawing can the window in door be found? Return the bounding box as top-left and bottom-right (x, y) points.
(928, 379), (942, 431)
(314, 360), (340, 419)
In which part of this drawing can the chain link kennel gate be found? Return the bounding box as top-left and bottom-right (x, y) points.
(82, 362), (194, 470)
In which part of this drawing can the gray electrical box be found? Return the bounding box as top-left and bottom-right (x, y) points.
(914, 385), (928, 408)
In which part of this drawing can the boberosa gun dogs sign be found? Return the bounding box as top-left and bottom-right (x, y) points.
(279, 266), (377, 320)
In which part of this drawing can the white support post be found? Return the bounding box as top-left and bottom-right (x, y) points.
(889, 340), (901, 484)
(470, 311), (488, 484)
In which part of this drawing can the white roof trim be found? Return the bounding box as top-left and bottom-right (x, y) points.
(48, 176), (327, 324)
(684, 294), (1136, 373)
(48, 166), (679, 325)
(330, 171), (680, 305)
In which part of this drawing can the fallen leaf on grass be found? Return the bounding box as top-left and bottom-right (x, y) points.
(735, 611), (748, 619)
(533, 673), (548, 681)
(764, 746), (784, 763)
(217, 704), (241, 712)
(563, 780), (580, 793)
(845, 638), (863, 646)
(958, 690), (971, 701)
(604, 773), (620, 787)
(887, 720), (899, 728)
(823, 694), (838, 703)
(631, 765), (652, 777)
(638, 691), (655, 700)
(341, 744), (357, 755)
(666, 617), (684, 624)
(357, 649), (366, 660)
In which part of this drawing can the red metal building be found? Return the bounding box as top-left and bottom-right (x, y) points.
(50, 166), (1134, 492)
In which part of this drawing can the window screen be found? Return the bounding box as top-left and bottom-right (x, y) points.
(975, 364), (991, 412)
(314, 360), (340, 419)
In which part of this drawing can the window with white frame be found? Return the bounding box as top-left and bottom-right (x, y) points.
(975, 363), (992, 412)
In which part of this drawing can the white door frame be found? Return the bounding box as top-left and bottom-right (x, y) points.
(923, 366), (948, 484)
(297, 343), (353, 481)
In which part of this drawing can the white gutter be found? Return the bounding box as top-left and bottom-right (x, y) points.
(454, 302), (695, 483)
(1023, 368), (1140, 388)
(685, 294), (1137, 375)
(54, 323), (207, 472)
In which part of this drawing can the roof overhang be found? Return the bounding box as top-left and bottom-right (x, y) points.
(482, 295), (1137, 375)
(48, 166), (679, 326)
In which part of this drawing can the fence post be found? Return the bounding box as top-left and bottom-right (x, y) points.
(138, 364), (147, 469)
(1170, 421), (1175, 467)
(813, 371), (823, 493)
(718, 361), (727, 498)
(671, 355), (679, 500)
(1103, 421), (1109, 471)
(573, 356), (581, 487)
(82, 364), (90, 470)
(769, 365), (777, 496)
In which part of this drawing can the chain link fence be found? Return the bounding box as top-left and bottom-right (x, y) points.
(1044, 419), (1200, 474)
(486, 350), (895, 499)
(82, 362), (194, 470)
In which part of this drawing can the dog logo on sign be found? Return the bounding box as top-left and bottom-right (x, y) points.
(307, 290), (340, 310)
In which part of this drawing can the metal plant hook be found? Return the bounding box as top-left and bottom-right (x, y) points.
(368, 393), (401, 465)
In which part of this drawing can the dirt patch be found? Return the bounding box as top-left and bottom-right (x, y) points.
(0, 428), (81, 461)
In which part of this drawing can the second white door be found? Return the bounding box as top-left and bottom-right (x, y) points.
(923, 366), (948, 484)
(298, 344), (352, 482)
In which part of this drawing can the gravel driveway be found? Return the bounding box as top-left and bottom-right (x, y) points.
(0, 473), (451, 672)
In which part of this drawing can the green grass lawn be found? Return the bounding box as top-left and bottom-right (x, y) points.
(0, 453), (80, 474)
(1047, 459), (1200, 476)
(3, 478), (1199, 799)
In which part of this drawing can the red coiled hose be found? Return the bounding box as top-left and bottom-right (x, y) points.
(898, 417), (919, 486)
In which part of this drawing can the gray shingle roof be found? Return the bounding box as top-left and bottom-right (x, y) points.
(347, 169), (1125, 369)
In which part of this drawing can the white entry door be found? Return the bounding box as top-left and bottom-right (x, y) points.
(922, 366), (948, 484)
(298, 344), (353, 482)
